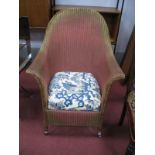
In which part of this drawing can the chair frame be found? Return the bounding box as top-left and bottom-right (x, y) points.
(26, 8), (125, 136)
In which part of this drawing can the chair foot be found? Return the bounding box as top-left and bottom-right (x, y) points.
(118, 100), (127, 126)
(44, 129), (49, 135)
(125, 141), (135, 155)
(97, 131), (102, 138)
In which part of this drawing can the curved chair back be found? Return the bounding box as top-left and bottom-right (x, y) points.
(40, 9), (115, 88)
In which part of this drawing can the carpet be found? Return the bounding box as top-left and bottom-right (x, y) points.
(19, 71), (129, 155)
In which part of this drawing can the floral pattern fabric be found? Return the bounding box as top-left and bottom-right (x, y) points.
(128, 90), (135, 112)
(48, 72), (101, 111)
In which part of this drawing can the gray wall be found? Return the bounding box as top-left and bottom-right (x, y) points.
(56, 0), (135, 63)
(115, 0), (135, 63)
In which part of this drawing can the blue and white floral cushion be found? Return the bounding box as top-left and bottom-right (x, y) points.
(48, 72), (101, 111)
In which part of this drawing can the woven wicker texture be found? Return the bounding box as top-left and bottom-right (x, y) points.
(26, 8), (125, 132)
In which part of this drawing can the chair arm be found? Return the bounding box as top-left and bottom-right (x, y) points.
(106, 49), (125, 82)
(99, 55), (125, 114)
(26, 51), (50, 108)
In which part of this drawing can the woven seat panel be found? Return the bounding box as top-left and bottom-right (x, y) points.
(47, 109), (102, 127)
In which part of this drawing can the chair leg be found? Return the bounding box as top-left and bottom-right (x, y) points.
(97, 131), (102, 138)
(125, 141), (135, 155)
(43, 123), (49, 135)
(97, 126), (102, 138)
(44, 128), (49, 135)
(120, 77), (129, 86)
(43, 112), (49, 135)
(119, 100), (128, 126)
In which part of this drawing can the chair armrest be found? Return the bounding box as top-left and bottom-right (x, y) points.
(107, 54), (125, 83)
(97, 50), (125, 88)
(26, 51), (50, 107)
(98, 53), (125, 114)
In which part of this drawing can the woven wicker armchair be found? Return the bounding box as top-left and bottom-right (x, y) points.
(26, 8), (125, 136)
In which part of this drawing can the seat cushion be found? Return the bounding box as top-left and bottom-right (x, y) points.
(48, 72), (101, 111)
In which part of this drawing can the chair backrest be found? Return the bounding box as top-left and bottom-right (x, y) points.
(40, 8), (115, 87)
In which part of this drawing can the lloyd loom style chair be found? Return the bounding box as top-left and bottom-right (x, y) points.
(26, 8), (125, 137)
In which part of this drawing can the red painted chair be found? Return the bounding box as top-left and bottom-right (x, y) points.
(26, 8), (125, 136)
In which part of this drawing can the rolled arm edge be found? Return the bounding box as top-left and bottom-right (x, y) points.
(99, 63), (125, 115)
(106, 53), (125, 84)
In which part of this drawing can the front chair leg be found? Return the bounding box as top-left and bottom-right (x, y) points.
(44, 128), (49, 135)
(125, 141), (135, 155)
(119, 99), (128, 126)
(43, 124), (49, 135)
(43, 113), (49, 135)
(97, 131), (102, 138)
(97, 127), (102, 138)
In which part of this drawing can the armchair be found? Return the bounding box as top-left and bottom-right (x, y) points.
(26, 8), (125, 136)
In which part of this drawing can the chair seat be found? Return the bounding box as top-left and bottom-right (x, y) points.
(48, 72), (101, 111)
